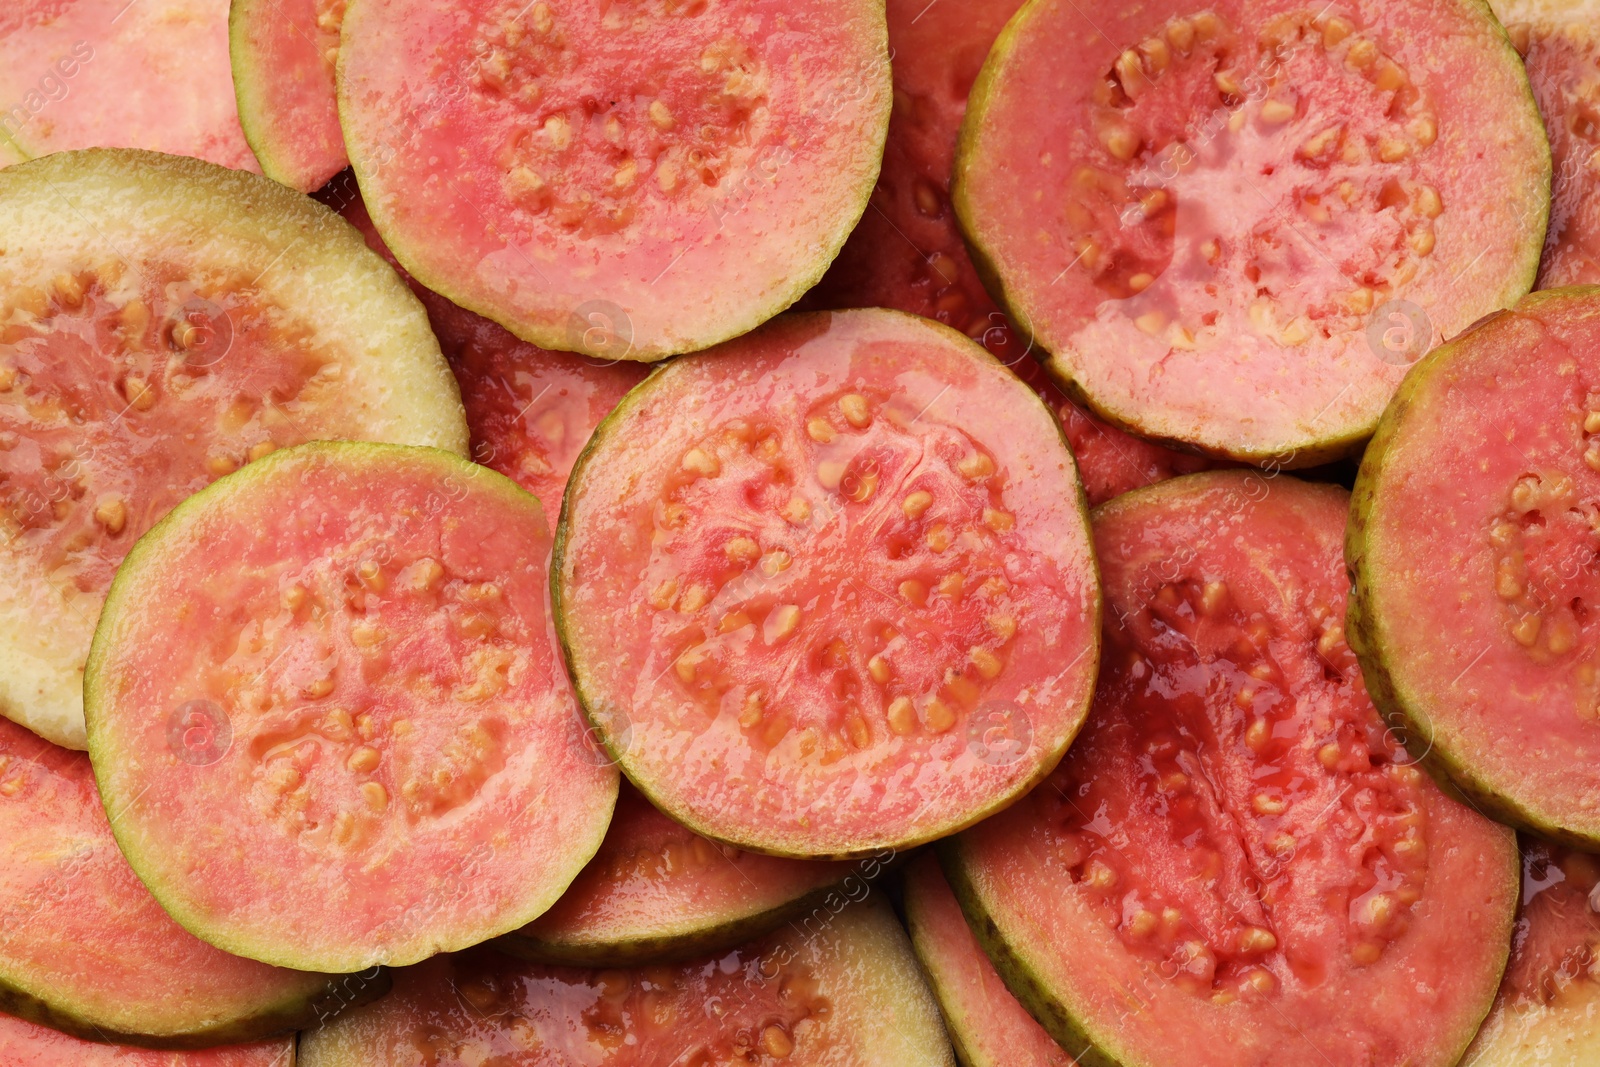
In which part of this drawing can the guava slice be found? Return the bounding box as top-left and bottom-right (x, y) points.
(556, 309), (1100, 858)
(0, 0), (258, 171)
(1463, 838), (1600, 1065)
(0, 715), (379, 1046)
(0, 149), (467, 751)
(85, 441), (618, 973)
(503, 782), (854, 965)
(0, 1011), (292, 1066)
(1493, 0), (1600, 287)
(299, 899), (954, 1067)
(230, 0), (348, 191)
(1349, 288), (1600, 845)
(943, 471), (1519, 1067)
(954, 0), (1548, 464)
(337, 0), (891, 359)
(903, 854), (1078, 1067)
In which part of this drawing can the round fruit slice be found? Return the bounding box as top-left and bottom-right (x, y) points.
(954, 0), (1548, 464)
(557, 309), (1100, 858)
(1349, 288), (1600, 845)
(503, 782), (852, 965)
(230, 0), (348, 191)
(0, 148), (467, 751)
(85, 442), (618, 972)
(0, 715), (379, 1046)
(338, 0), (891, 358)
(1463, 837), (1600, 1065)
(0, 1011), (292, 1066)
(1493, 1), (1600, 287)
(944, 471), (1519, 1067)
(903, 854), (1078, 1067)
(299, 899), (954, 1067)
(0, 0), (258, 171)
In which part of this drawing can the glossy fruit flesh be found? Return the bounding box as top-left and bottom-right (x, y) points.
(0, 0), (257, 171)
(903, 855), (1077, 1067)
(85, 442), (617, 973)
(230, 0), (348, 191)
(299, 900), (954, 1067)
(557, 309), (1100, 858)
(507, 783), (852, 965)
(946, 471), (1518, 1067)
(0, 1011), (292, 1066)
(955, 0), (1547, 463)
(0, 150), (466, 751)
(338, 0), (891, 358)
(1349, 288), (1600, 844)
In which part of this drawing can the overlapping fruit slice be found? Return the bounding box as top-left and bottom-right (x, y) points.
(955, 0), (1548, 463)
(0, 1011), (292, 1066)
(230, 0), (349, 191)
(85, 443), (617, 972)
(945, 472), (1518, 1067)
(0, 149), (466, 750)
(299, 900), (954, 1067)
(557, 309), (1100, 858)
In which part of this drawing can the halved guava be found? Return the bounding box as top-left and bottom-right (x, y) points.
(0, 1011), (292, 1066)
(943, 471), (1519, 1067)
(1463, 838), (1600, 1065)
(337, 0), (891, 359)
(0, 0), (258, 171)
(0, 715), (379, 1046)
(903, 854), (1078, 1067)
(1493, 0), (1600, 287)
(300, 899), (954, 1066)
(1349, 287), (1600, 845)
(954, 0), (1548, 465)
(230, 0), (349, 191)
(84, 441), (618, 973)
(503, 782), (853, 965)
(556, 309), (1100, 858)
(0, 149), (467, 751)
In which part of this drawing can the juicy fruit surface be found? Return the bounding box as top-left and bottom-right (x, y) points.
(1349, 288), (1600, 843)
(1494, 0), (1600, 287)
(800, 0), (1213, 505)
(512, 783), (851, 963)
(0, 1011), (291, 1066)
(0, 0), (257, 170)
(557, 309), (1099, 857)
(339, 0), (891, 358)
(1464, 839), (1600, 1066)
(949, 472), (1517, 1067)
(300, 900), (954, 1067)
(230, 0), (348, 191)
(903, 855), (1076, 1067)
(85, 443), (617, 972)
(0, 715), (345, 1045)
(956, 0), (1547, 462)
(0, 150), (467, 751)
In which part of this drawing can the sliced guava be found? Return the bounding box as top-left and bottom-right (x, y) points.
(1349, 287), (1600, 845)
(0, 0), (258, 171)
(1463, 838), (1600, 1065)
(955, 0), (1548, 464)
(230, 0), (349, 191)
(903, 854), (1078, 1067)
(85, 441), (618, 973)
(300, 899), (954, 1066)
(0, 715), (379, 1046)
(0, 148), (467, 751)
(556, 309), (1100, 858)
(943, 471), (1519, 1067)
(1493, 0), (1600, 287)
(503, 782), (853, 965)
(0, 1011), (292, 1066)
(337, 0), (891, 359)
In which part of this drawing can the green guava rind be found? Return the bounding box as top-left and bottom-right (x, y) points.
(0, 1011), (296, 1066)
(230, 0), (348, 192)
(951, 0), (1549, 468)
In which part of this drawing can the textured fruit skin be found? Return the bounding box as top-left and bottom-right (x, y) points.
(0, 1010), (295, 1066)
(230, 0), (347, 191)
